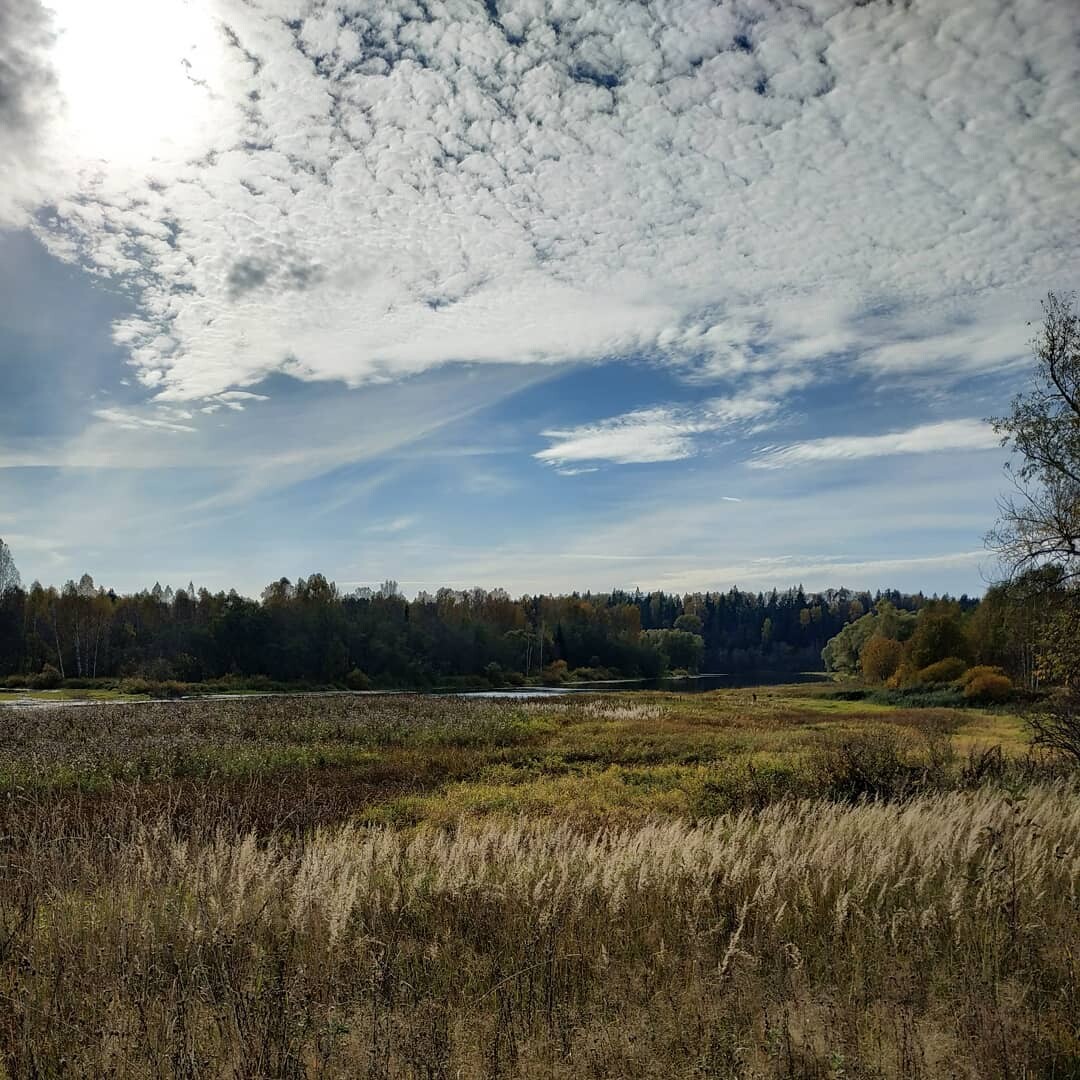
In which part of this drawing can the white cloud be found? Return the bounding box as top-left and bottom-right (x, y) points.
(92, 407), (197, 434)
(536, 393), (780, 468)
(0, 0), (59, 225)
(2, 0), (1074, 408)
(749, 418), (1000, 469)
(536, 409), (708, 467)
(365, 515), (418, 534)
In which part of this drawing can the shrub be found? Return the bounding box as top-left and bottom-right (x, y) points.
(811, 731), (920, 801)
(885, 663), (917, 689)
(860, 636), (904, 683)
(29, 664), (63, 690)
(118, 678), (153, 695)
(542, 660), (569, 685)
(961, 744), (1006, 785)
(914, 657), (968, 686)
(868, 686), (966, 709)
(1030, 690), (1080, 764)
(963, 671), (1013, 703)
(960, 665), (1008, 689)
(827, 689), (869, 701)
(569, 666), (613, 682)
(345, 668), (372, 691)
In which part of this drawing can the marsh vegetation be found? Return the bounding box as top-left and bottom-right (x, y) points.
(0, 689), (1077, 1077)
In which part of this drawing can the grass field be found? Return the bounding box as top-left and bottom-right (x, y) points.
(0, 686), (149, 702)
(0, 688), (1075, 1077)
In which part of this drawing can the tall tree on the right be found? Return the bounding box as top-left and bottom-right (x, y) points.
(989, 293), (1080, 750)
(989, 292), (1080, 583)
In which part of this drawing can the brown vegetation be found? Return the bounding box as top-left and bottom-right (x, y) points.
(0, 691), (1075, 1076)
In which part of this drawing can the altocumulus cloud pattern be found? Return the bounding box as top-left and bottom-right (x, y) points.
(3, 0), (1078, 418)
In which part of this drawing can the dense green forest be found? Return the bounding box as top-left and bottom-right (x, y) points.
(0, 544), (985, 688)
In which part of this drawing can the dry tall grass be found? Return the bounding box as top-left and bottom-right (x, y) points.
(2, 785), (1079, 1077)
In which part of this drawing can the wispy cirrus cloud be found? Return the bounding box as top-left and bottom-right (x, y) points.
(536, 409), (710, 469)
(92, 407), (197, 434)
(536, 394), (779, 470)
(749, 419), (1000, 469)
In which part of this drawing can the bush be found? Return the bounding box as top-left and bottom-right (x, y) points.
(860, 636), (904, 683)
(542, 660), (569, 685)
(118, 678), (153, 696)
(811, 731), (920, 801)
(827, 689), (869, 701)
(569, 666), (613, 683)
(960, 665), (1008, 689)
(913, 657), (968, 686)
(29, 664), (63, 690)
(885, 663), (917, 689)
(345, 668), (372, 691)
(963, 671), (1013, 703)
(868, 686), (966, 709)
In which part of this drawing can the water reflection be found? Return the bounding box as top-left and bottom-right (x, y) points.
(459, 672), (827, 698)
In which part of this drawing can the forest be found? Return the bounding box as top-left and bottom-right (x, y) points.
(0, 548), (984, 689)
(0, 543), (1051, 692)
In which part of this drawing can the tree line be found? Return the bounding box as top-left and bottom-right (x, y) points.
(0, 551), (969, 689)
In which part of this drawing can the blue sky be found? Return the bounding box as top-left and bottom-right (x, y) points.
(1, 0), (1077, 598)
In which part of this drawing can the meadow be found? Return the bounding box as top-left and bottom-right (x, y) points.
(0, 688), (1076, 1077)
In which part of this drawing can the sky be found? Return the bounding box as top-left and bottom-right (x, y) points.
(0, 0), (1078, 599)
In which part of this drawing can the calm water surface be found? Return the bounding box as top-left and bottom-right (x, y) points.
(460, 672), (827, 698)
(0, 672), (828, 708)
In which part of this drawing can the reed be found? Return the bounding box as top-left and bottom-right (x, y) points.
(1, 786), (1078, 1076)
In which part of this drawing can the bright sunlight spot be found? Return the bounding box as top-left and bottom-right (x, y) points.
(46, 0), (223, 167)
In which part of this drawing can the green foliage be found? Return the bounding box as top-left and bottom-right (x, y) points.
(2, 572), (932, 688)
(822, 600), (917, 674)
(672, 612), (703, 634)
(568, 666), (614, 682)
(906, 603), (969, 670)
(863, 685), (968, 708)
(641, 628), (705, 673)
(345, 667), (372, 691)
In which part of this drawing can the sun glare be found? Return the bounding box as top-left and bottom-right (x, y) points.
(46, 0), (223, 169)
